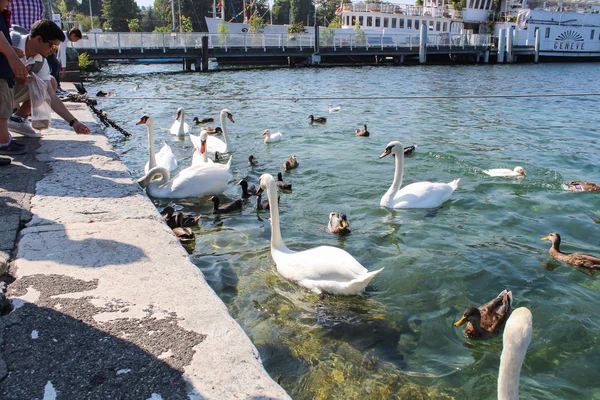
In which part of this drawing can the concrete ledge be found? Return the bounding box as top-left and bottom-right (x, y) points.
(1, 89), (289, 399)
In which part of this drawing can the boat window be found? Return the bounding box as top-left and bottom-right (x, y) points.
(415, 20), (420, 30)
(436, 21), (440, 31)
(367, 16), (372, 27)
(375, 17), (381, 27)
(359, 16), (364, 26)
(591, 29), (595, 40)
(351, 16), (355, 26)
(400, 19), (405, 28)
(429, 21), (434, 29)
(407, 19), (412, 29)
(384, 18), (388, 28)
(443, 22), (447, 31)
(545, 27), (550, 38)
(392, 18), (397, 28)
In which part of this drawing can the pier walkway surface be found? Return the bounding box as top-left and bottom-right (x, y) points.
(0, 84), (289, 399)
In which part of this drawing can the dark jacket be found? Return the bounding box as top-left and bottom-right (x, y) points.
(0, 10), (14, 87)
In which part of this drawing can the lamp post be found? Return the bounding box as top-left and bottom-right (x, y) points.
(171, 0), (176, 32)
(89, 0), (94, 30)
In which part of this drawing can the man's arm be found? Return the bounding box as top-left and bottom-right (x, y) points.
(0, 33), (28, 79)
(48, 85), (90, 134)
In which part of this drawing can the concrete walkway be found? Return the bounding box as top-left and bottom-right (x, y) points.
(0, 86), (289, 399)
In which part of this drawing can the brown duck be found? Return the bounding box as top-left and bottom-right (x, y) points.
(255, 191), (279, 210)
(355, 125), (370, 137)
(307, 115), (327, 124)
(542, 232), (600, 268)
(283, 155), (298, 171)
(454, 290), (513, 339)
(209, 196), (243, 214)
(327, 212), (351, 235)
(276, 172), (292, 190)
(192, 117), (214, 125)
(567, 181), (600, 192)
(403, 145), (417, 156)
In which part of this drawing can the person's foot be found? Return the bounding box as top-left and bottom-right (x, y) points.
(8, 115), (42, 137)
(0, 140), (27, 155)
(56, 88), (68, 96)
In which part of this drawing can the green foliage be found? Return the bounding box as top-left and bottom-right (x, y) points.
(248, 15), (266, 33)
(128, 18), (141, 32)
(328, 15), (341, 28)
(320, 27), (335, 45)
(68, 13), (101, 32)
(180, 15), (193, 32)
(217, 20), (230, 34)
(354, 20), (365, 44)
(415, 0), (423, 5)
(101, 0), (140, 31)
(272, 0), (290, 25)
(78, 52), (93, 72)
(287, 22), (307, 34)
(141, 7), (157, 32)
(289, 0), (314, 25)
(153, 25), (171, 33)
(451, 0), (466, 11)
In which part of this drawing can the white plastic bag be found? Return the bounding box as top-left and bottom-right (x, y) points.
(28, 72), (52, 130)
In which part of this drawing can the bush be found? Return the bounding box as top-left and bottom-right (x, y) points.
(78, 52), (93, 73)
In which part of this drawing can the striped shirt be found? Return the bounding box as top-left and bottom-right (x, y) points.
(8, 0), (45, 31)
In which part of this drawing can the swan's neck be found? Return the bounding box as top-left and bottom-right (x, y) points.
(178, 111), (185, 135)
(145, 167), (171, 197)
(266, 182), (288, 252)
(147, 121), (157, 169)
(382, 153), (404, 205)
(498, 346), (527, 400)
(220, 113), (230, 152)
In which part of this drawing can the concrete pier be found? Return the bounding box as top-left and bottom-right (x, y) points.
(0, 84), (289, 399)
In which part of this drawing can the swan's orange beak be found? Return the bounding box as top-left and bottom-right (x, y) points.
(261, 131), (267, 136)
(379, 148), (391, 159)
(200, 140), (206, 154)
(227, 114), (235, 123)
(136, 116), (149, 125)
(520, 172), (526, 177)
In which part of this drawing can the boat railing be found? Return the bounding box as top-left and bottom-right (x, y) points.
(72, 32), (204, 52)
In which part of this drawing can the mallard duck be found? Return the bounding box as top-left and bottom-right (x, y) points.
(192, 116), (214, 125)
(483, 166), (526, 178)
(454, 289), (513, 339)
(161, 206), (177, 229)
(283, 155), (298, 171)
(403, 145), (417, 156)
(276, 172), (292, 190)
(541, 232), (600, 268)
(256, 173), (383, 294)
(307, 115), (327, 124)
(201, 126), (222, 135)
(238, 179), (257, 198)
(161, 207), (200, 229)
(498, 307), (533, 400)
(248, 155), (258, 167)
(567, 181), (600, 192)
(255, 191), (279, 210)
(262, 129), (283, 143)
(172, 225), (195, 245)
(356, 124), (370, 137)
(208, 196), (243, 214)
(328, 212), (351, 235)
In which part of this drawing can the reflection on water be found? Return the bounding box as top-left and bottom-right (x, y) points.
(92, 62), (600, 399)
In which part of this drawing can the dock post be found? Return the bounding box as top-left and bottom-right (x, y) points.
(312, 25), (320, 65)
(497, 28), (505, 63)
(201, 36), (209, 72)
(506, 26), (513, 63)
(484, 49), (489, 63)
(534, 27), (540, 63)
(419, 24), (427, 64)
(194, 57), (202, 71)
(184, 59), (192, 71)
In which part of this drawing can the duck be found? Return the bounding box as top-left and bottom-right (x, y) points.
(192, 116), (214, 125)
(248, 155), (258, 167)
(189, 109), (234, 157)
(307, 115), (327, 124)
(202, 126), (223, 135)
(169, 107), (191, 136)
(238, 179), (257, 198)
(355, 124), (370, 137)
(283, 155), (299, 171)
(161, 206), (178, 229)
(191, 129), (232, 167)
(255, 191), (279, 210)
(262, 129), (283, 143)
(136, 115), (178, 174)
(454, 289), (513, 340)
(328, 212), (351, 235)
(256, 173), (384, 295)
(328, 104), (342, 113)
(172, 225), (195, 246)
(498, 307), (533, 400)
(403, 145), (417, 156)
(566, 181), (600, 192)
(541, 232), (600, 269)
(276, 172), (292, 190)
(483, 166), (526, 178)
(379, 141), (460, 209)
(208, 195), (243, 214)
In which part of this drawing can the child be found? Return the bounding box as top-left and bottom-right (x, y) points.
(0, 0), (30, 156)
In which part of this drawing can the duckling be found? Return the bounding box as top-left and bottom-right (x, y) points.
(283, 155), (299, 171)
(567, 181), (600, 192)
(403, 145), (417, 156)
(208, 196), (243, 214)
(328, 212), (352, 235)
(192, 117), (215, 125)
(255, 191), (279, 210)
(454, 290), (513, 340)
(248, 155), (258, 167)
(238, 179), (257, 198)
(276, 172), (292, 190)
(542, 232), (600, 268)
(355, 124), (370, 137)
(262, 129), (283, 143)
(307, 115), (327, 124)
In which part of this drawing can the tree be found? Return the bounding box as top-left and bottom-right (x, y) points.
(289, 0), (314, 25)
(128, 18), (141, 32)
(141, 7), (158, 32)
(102, 0), (140, 31)
(272, 0), (290, 25)
(180, 15), (193, 32)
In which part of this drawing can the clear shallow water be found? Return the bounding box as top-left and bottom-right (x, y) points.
(90, 63), (600, 399)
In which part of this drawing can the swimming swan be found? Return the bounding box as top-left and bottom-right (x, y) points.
(498, 307), (533, 400)
(137, 115), (178, 174)
(379, 141), (460, 209)
(256, 173), (383, 295)
(170, 107), (191, 136)
(191, 129), (233, 168)
(483, 166), (526, 178)
(262, 129), (283, 143)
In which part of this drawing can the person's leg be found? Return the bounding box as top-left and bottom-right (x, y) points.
(8, 84), (40, 138)
(47, 53), (60, 88)
(0, 80), (27, 155)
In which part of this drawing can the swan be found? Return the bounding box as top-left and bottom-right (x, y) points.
(137, 115), (178, 174)
(190, 109), (234, 157)
(483, 166), (526, 178)
(329, 104), (342, 113)
(379, 141), (460, 209)
(498, 307), (533, 400)
(256, 173), (383, 295)
(262, 129), (283, 143)
(169, 107), (191, 136)
(190, 129), (233, 170)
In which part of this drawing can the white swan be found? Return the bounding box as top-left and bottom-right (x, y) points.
(484, 166), (526, 178)
(329, 103), (342, 113)
(262, 129), (283, 143)
(379, 141), (460, 209)
(191, 130), (232, 170)
(498, 307), (533, 400)
(137, 115), (178, 174)
(170, 107), (191, 136)
(190, 109), (234, 157)
(257, 173), (383, 295)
